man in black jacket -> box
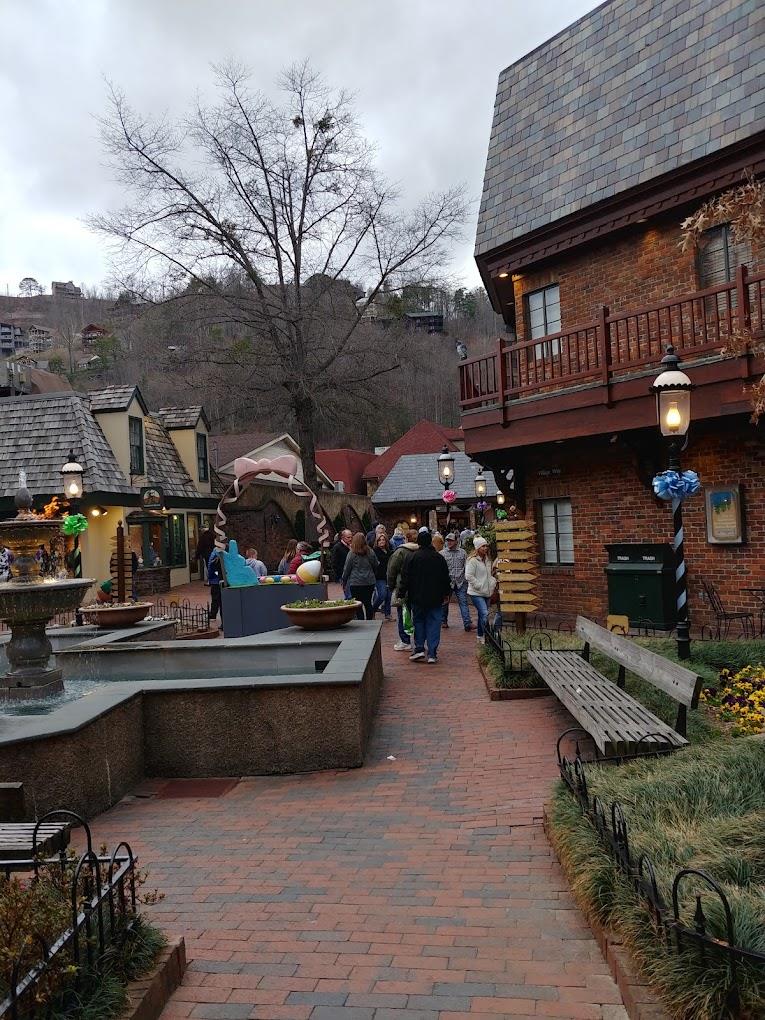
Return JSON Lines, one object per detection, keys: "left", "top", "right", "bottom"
{"left": 400, "top": 528, "right": 451, "bottom": 663}
{"left": 331, "top": 529, "right": 353, "bottom": 596}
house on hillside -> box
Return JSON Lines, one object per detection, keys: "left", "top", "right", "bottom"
{"left": 361, "top": 420, "right": 464, "bottom": 497}
{"left": 403, "top": 311, "right": 444, "bottom": 334}
{"left": 27, "top": 324, "right": 54, "bottom": 352}
{"left": 80, "top": 323, "right": 109, "bottom": 347}
{"left": 51, "top": 281, "right": 82, "bottom": 299}
{"left": 0, "top": 323, "right": 27, "bottom": 357}
{"left": 462, "top": 0, "right": 765, "bottom": 631}
{"left": 0, "top": 385, "right": 219, "bottom": 596}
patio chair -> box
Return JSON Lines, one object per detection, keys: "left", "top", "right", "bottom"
{"left": 700, "top": 580, "right": 754, "bottom": 639}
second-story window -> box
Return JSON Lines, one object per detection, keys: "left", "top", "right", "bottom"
{"left": 129, "top": 416, "right": 144, "bottom": 475}
{"left": 698, "top": 224, "right": 750, "bottom": 288}
{"left": 526, "top": 284, "right": 561, "bottom": 358}
{"left": 196, "top": 433, "right": 209, "bottom": 482}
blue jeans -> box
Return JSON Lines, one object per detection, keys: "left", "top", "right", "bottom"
{"left": 372, "top": 579, "right": 391, "bottom": 618}
{"left": 443, "top": 582, "right": 471, "bottom": 628}
{"left": 396, "top": 604, "right": 410, "bottom": 645}
{"left": 412, "top": 604, "right": 442, "bottom": 659}
{"left": 470, "top": 594, "right": 490, "bottom": 637}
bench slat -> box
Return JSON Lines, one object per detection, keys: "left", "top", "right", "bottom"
{"left": 528, "top": 649, "right": 687, "bottom": 756}
{"left": 576, "top": 616, "right": 702, "bottom": 707}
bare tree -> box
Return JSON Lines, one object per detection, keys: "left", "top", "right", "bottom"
{"left": 92, "top": 61, "right": 466, "bottom": 491}
{"left": 18, "top": 277, "right": 43, "bottom": 297}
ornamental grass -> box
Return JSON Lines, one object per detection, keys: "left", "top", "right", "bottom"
{"left": 549, "top": 739, "right": 765, "bottom": 1018}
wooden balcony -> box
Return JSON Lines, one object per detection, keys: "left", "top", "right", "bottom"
{"left": 460, "top": 265, "right": 765, "bottom": 449}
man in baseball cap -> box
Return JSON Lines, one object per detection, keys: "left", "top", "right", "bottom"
{"left": 441, "top": 532, "right": 471, "bottom": 631}
{"left": 399, "top": 528, "right": 451, "bottom": 663}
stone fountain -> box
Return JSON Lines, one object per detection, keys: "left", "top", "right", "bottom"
{"left": 0, "top": 476, "right": 93, "bottom": 700}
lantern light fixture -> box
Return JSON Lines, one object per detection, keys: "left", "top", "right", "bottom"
{"left": 650, "top": 345, "right": 693, "bottom": 438}
{"left": 496, "top": 492, "right": 505, "bottom": 506}
{"left": 437, "top": 445, "right": 456, "bottom": 489}
{"left": 61, "top": 449, "right": 84, "bottom": 501}
{"left": 474, "top": 469, "right": 487, "bottom": 499}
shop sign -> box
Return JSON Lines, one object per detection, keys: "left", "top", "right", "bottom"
{"left": 140, "top": 486, "right": 164, "bottom": 510}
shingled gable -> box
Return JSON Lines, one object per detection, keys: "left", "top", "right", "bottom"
{"left": 89, "top": 384, "right": 148, "bottom": 414}
{"left": 476, "top": 0, "right": 765, "bottom": 264}
{"left": 0, "top": 392, "right": 133, "bottom": 498}
{"left": 156, "top": 406, "right": 210, "bottom": 431}
{"left": 362, "top": 420, "right": 463, "bottom": 484}
{"left": 144, "top": 416, "right": 199, "bottom": 498}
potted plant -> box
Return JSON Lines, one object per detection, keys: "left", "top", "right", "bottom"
{"left": 281, "top": 598, "right": 361, "bottom": 630}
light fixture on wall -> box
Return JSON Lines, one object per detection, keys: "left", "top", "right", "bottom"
{"left": 61, "top": 450, "right": 84, "bottom": 501}
{"left": 496, "top": 492, "right": 506, "bottom": 506}
{"left": 90, "top": 506, "right": 108, "bottom": 518}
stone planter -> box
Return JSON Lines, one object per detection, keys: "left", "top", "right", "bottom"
{"left": 281, "top": 601, "right": 361, "bottom": 630}
{"left": 81, "top": 603, "right": 153, "bottom": 628}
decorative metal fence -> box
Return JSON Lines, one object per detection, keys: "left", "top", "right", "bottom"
{"left": 0, "top": 811, "right": 137, "bottom": 1020}
{"left": 150, "top": 598, "right": 210, "bottom": 634}
{"left": 558, "top": 749, "right": 765, "bottom": 1012}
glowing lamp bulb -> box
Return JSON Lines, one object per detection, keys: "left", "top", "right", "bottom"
{"left": 665, "top": 402, "right": 682, "bottom": 433}
{"left": 67, "top": 482, "right": 79, "bottom": 496}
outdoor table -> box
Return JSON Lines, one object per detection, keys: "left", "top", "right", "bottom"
{"left": 0, "top": 821, "right": 71, "bottom": 864}
{"left": 741, "top": 587, "right": 765, "bottom": 637}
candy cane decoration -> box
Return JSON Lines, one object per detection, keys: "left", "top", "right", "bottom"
{"left": 214, "top": 455, "right": 330, "bottom": 551}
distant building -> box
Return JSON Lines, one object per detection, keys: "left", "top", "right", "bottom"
{"left": 0, "top": 322, "right": 28, "bottom": 357}
{"left": 404, "top": 311, "right": 444, "bottom": 334}
{"left": 77, "top": 354, "right": 103, "bottom": 371}
{"left": 362, "top": 420, "right": 464, "bottom": 497}
{"left": 315, "top": 449, "right": 376, "bottom": 495}
{"left": 80, "top": 323, "right": 109, "bottom": 347}
{"left": 51, "top": 280, "right": 82, "bottom": 299}
{"left": 27, "top": 324, "right": 54, "bottom": 353}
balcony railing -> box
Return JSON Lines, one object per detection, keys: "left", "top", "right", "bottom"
{"left": 459, "top": 264, "right": 765, "bottom": 414}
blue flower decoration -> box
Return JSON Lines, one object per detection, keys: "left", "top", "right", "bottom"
{"left": 652, "top": 470, "right": 701, "bottom": 501}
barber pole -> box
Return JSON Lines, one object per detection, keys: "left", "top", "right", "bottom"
{"left": 671, "top": 495, "right": 690, "bottom": 660}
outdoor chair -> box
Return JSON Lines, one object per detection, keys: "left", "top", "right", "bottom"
{"left": 700, "top": 580, "right": 754, "bottom": 640}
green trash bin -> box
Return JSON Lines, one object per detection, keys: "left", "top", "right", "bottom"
{"left": 604, "top": 544, "right": 676, "bottom": 631}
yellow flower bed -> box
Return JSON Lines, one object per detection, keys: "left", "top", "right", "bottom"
{"left": 700, "top": 664, "right": 765, "bottom": 735}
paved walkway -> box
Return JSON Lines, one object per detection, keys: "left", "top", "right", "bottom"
{"left": 91, "top": 618, "right": 626, "bottom": 1019}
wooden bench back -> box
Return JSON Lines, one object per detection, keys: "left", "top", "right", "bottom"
{"left": 575, "top": 616, "right": 702, "bottom": 708}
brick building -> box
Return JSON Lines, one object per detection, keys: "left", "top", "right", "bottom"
{"left": 461, "top": 0, "right": 765, "bottom": 632}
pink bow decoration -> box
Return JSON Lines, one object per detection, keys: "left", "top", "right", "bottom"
{"left": 233, "top": 455, "right": 298, "bottom": 482}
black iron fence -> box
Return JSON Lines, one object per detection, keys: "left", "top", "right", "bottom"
{"left": 558, "top": 748, "right": 765, "bottom": 1012}
{"left": 150, "top": 598, "right": 210, "bottom": 635}
{"left": 0, "top": 811, "right": 137, "bottom": 1019}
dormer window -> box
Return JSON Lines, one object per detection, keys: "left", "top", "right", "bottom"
{"left": 129, "top": 416, "right": 145, "bottom": 475}
{"left": 196, "top": 433, "right": 209, "bottom": 482}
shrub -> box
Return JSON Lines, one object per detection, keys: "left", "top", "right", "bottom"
{"left": 701, "top": 663, "right": 765, "bottom": 735}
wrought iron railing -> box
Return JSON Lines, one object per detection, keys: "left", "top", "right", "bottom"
{"left": 558, "top": 747, "right": 765, "bottom": 1012}
{"left": 459, "top": 264, "right": 765, "bottom": 412}
{"left": 0, "top": 811, "right": 138, "bottom": 1019}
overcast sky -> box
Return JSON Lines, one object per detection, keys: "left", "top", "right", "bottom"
{"left": 0, "top": 0, "right": 599, "bottom": 297}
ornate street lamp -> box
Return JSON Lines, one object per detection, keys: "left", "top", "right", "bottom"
{"left": 61, "top": 450, "right": 84, "bottom": 582}
{"left": 437, "top": 446, "right": 455, "bottom": 489}
{"left": 474, "top": 470, "right": 487, "bottom": 498}
{"left": 651, "top": 346, "right": 693, "bottom": 660}
{"left": 496, "top": 492, "right": 506, "bottom": 506}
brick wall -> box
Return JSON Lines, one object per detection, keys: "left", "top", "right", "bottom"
{"left": 521, "top": 420, "right": 765, "bottom": 633}
{"left": 512, "top": 217, "right": 764, "bottom": 341}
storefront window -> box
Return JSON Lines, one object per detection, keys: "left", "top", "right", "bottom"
{"left": 166, "top": 514, "right": 187, "bottom": 567}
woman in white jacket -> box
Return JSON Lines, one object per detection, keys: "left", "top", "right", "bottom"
{"left": 465, "top": 536, "right": 495, "bottom": 643}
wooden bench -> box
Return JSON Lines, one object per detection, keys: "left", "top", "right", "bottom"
{"left": 527, "top": 616, "right": 702, "bottom": 758}
{"left": 0, "top": 822, "right": 71, "bottom": 863}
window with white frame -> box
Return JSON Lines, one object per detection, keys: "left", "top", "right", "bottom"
{"left": 539, "top": 498, "right": 574, "bottom": 565}
{"left": 526, "top": 284, "right": 561, "bottom": 358}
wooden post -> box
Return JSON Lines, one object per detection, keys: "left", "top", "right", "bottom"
{"left": 598, "top": 304, "right": 612, "bottom": 404}
{"left": 497, "top": 334, "right": 508, "bottom": 426}
{"left": 736, "top": 264, "right": 752, "bottom": 379}
{"left": 116, "top": 520, "right": 126, "bottom": 603}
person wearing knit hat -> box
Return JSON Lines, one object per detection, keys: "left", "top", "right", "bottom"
{"left": 465, "top": 535, "right": 495, "bottom": 643}
{"left": 399, "top": 527, "right": 451, "bottom": 663}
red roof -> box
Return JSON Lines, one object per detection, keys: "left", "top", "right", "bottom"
{"left": 362, "top": 420, "right": 463, "bottom": 483}
{"left": 315, "top": 449, "right": 375, "bottom": 494}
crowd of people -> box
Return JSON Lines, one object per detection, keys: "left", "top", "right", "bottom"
{"left": 329, "top": 522, "right": 499, "bottom": 664}
{"left": 200, "top": 520, "right": 500, "bottom": 652}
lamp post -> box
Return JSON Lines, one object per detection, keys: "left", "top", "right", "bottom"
{"left": 61, "top": 450, "right": 84, "bottom": 579}
{"left": 474, "top": 469, "right": 487, "bottom": 526}
{"left": 651, "top": 346, "right": 693, "bottom": 660}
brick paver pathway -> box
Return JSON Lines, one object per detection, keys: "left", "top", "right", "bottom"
{"left": 91, "top": 619, "right": 626, "bottom": 1019}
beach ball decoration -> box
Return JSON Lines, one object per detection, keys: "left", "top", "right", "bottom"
{"left": 296, "top": 559, "right": 322, "bottom": 583}
{"left": 442, "top": 489, "right": 456, "bottom": 505}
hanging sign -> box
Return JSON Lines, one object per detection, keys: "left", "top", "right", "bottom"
{"left": 140, "top": 486, "right": 164, "bottom": 510}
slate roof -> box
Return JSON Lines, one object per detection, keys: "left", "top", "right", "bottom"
{"left": 363, "top": 420, "right": 464, "bottom": 483}
{"left": 157, "top": 406, "right": 209, "bottom": 431}
{"left": 475, "top": 0, "right": 765, "bottom": 257}
{"left": 0, "top": 392, "right": 134, "bottom": 498}
{"left": 372, "top": 452, "right": 498, "bottom": 506}
{"left": 89, "top": 384, "right": 147, "bottom": 414}
{"left": 209, "top": 430, "right": 281, "bottom": 471}
{"left": 144, "top": 417, "right": 200, "bottom": 498}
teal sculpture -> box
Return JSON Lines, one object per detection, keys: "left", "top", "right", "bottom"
{"left": 220, "top": 539, "right": 259, "bottom": 587}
